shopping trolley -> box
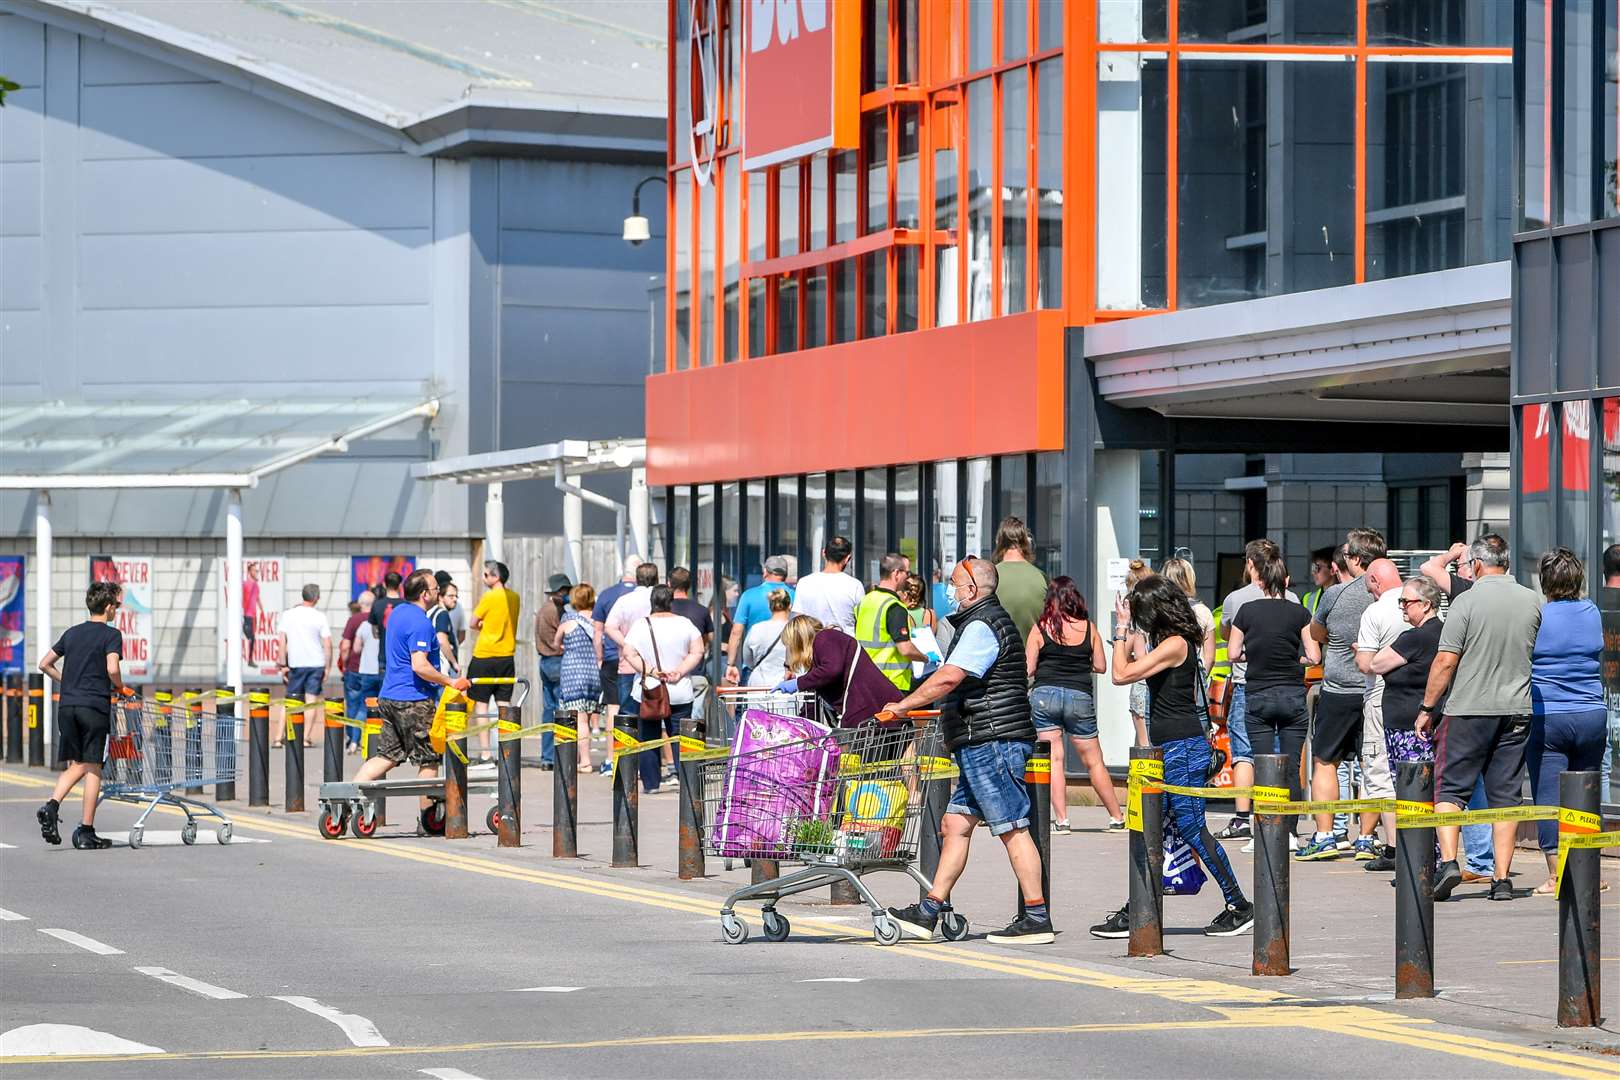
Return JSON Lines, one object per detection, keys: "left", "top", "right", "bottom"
{"left": 700, "top": 701, "right": 965, "bottom": 946}
{"left": 101, "top": 690, "right": 241, "bottom": 849}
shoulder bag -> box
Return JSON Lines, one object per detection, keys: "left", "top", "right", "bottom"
{"left": 1191, "top": 651, "right": 1223, "bottom": 782}
{"left": 639, "top": 617, "right": 672, "bottom": 722}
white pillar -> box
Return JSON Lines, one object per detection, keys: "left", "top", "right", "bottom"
{"left": 35, "top": 492, "right": 52, "bottom": 763}
{"left": 628, "top": 467, "right": 650, "bottom": 567}
{"left": 1093, "top": 450, "right": 1141, "bottom": 769}
{"left": 485, "top": 482, "right": 505, "bottom": 564}
{"left": 226, "top": 489, "right": 243, "bottom": 699}
{"left": 563, "top": 491, "right": 583, "bottom": 585}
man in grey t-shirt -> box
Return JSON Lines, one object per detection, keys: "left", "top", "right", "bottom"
{"left": 1416, "top": 533, "right": 1541, "bottom": 901}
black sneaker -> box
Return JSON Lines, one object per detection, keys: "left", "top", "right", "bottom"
{"left": 1488, "top": 878, "right": 1514, "bottom": 902}
{"left": 986, "top": 913, "right": 1054, "bottom": 945}
{"left": 71, "top": 826, "right": 112, "bottom": 850}
{"left": 1433, "top": 859, "right": 1462, "bottom": 901}
{"left": 1089, "top": 905, "right": 1130, "bottom": 939}
{"left": 1363, "top": 846, "right": 1397, "bottom": 873}
{"left": 1205, "top": 900, "right": 1255, "bottom": 937}
{"left": 886, "top": 903, "right": 939, "bottom": 941}
{"left": 37, "top": 800, "right": 61, "bottom": 846}
{"left": 1215, "top": 817, "right": 1252, "bottom": 840}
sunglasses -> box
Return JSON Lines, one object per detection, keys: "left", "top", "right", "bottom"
{"left": 1397, "top": 598, "right": 1428, "bottom": 608}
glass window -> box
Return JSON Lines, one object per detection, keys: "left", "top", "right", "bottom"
{"left": 748, "top": 169, "right": 768, "bottom": 262}
{"left": 963, "top": 457, "right": 992, "bottom": 556}
{"left": 1366, "top": 62, "right": 1466, "bottom": 281}
{"left": 897, "top": 106, "right": 920, "bottom": 229}
{"left": 1521, "top": 0, "right": 1549, "bottom": 230}
{"left": 1606, "top": 2, "right": 1620, "bottom": 221}
{"left": 969, "top": 0, "right": 993, "bottom": 71}
{"left": 1180, "top": 0, "right": 1353, "bottom": 42}
{"left": 832, "top": 471, "right": 857, "bottom": 544}
{"left": 742, "top": 480, "right": 767, "bottom": 587}
{"left": 720, "top": 482, "right": 741, "bottom": 608}
{"left": 1004, "top": 0, "right": 1029, "bottom": 61}
{"left": 776, "top": 274, "right": 799, "bottom": 353}
{"left": 805, "top": 267, "right": 828, "bottom": 349}
{"left": 1563, "top": 0, "right": 1596, "bottom": 226}
{"left": 1138, "top": 450, "right": 1162, "bottom": 567}
{"left": 1001, "top": 67, "right": 1029, "bottom": 315}
{"left": 861, "top": 250, "right": 887, "bottom": 338}
{"left": 1561, "top": 399, "right": 1593, "bottom": 555}
{"left": 777, "top": 476, "right": 802, "bottom": 573}
{"left": 1370, "top": 0, "right": 1512, "bottom": 47}
{"left": 935, "top": 459, "right": 962, "bottom": 567}
{"left": 966, "top": 78, "right": 994, "bottom": 321}
{"left": 1601, "top": 399, "right": 1620, "bottom": 559}
{"left": 1177, "top": 58, "right": 1354, "bottom": 309}
{"left": 779, "top": 165, "right": 800, "bottom": 258}
{"left": 672, "top": 487, "right": 692, "bottom": 580}
{"left": 1097, "top": 54, "right": 1168, "bottom": 309}
{"left": 898, "top": 0, "right": 919, "bottom": 83}
{"left": 861, "top": 467, "right": 888, "bottom": 582}
{"left": 696, "top": 485, "right": 716, "bottom": 604}
{"left": 1036, "top": 59, "right": 1063, "bottom": 309}
{"left": 722, "top": 162, "right": 739, "bottom": 362}
{"left": 864, "top": 0, "right": 889, "bottom": 92}
{"left": 999, "top": 454, "right": 1031, "bottom": 526}
{"left": 1034, "top": 452, "right": 1064, "bottom": 577}
{"left": 674, "top": 170, "right": 692, "bottom": 368}
{"left": 698, "top": 177, "right": 715, "bottom": 365}
{"left": 834, "top": 258, "right": 857, "bottom": 342}
{"left": 674, "top": 0, "right": 691, "bottom": 165}
{"left": 897, "top": 245, "right": 919, "bottom": 332}
{"left": 748, "top": 278, "right": 768, "bottom": 357}
{"left": 809, "top": 153, "right": 829, "bottom": 250}
{"left": 934, "top": 101, "right": 961, "bottom": 326}
{"left": 805, "top": 473, "right": 829, "bottom": 566}
{"left": 896, "top": 466, "right": 921, "bottom": 568}
{"left": 864, "top": 110, "right": 890, "bottom": 234}
{"left": 1038, "top": 0, "right": 1063, "bottom": 50}
{"left": 1518, "top": 403, "right": 1554, "bottom": 591}
{"left": 833, "top": 151, "right": 858, "bottom": 244}
{"left": 1098, "top": 0, "right": 1167, "bottom": 42}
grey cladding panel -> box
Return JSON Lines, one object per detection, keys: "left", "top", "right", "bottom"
{"left": 499, "top": 381, "right": 644, "bottom": 446}
{"left": 500, "top": 305, "right": 650, "bottom": 385}
{"left": 0, "top": 161, "right": 41, "bottom": 236}
{"left": 80, "top": 82, "right": 388, "bottom": 160}
{"left": 0, "top": 88, "right": 43, "bottom": 162}
{"left": 497, "top": 159, "right": 667, "bottom": 236}
{"left": 0, "top": 312, "right": 45, "bottom": 386}
{"left": 0, "top": 14, "right": 44, "bottom": 86}
{"left": 0, "top": 236, "right": 39, "bottom": 310}
{"left": 498, "top": 262, "right": 655, "bottom": 312}
{"left": 499, "top": 228, "right": 665, "bottom": 276}
{"left": 79, "top": 37, "right": 211, "bottom": 86}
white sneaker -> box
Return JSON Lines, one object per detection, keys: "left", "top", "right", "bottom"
{"left": 1240, "top": 839, "right": 1254, "bottom": 854}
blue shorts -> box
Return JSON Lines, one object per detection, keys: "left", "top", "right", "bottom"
{"left": 947, "top": 740, "right": 1035, "bottom": 836}
{"left": 1226, "top": 681, "right": 1252, "bottom": 765}
{"left": 287, "top": 667, "right": 325, "bottom": 698}
{"left": 1030, "top": 686, "right": 1098, "bottom": 739}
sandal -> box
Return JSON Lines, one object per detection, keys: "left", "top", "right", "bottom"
{"left": 271, "top": 740, "right": 284, "bottom": 749}
{"left": 1534, "top": 879, "right": 1557, "bottom": 896}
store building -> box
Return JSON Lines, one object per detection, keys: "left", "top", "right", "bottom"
{"left": 646, "top": 0, "right": 1516, "bottom": 762}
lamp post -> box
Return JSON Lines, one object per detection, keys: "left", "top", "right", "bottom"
{"left": 623, "top": 175, "right": 668, "bottom": 246}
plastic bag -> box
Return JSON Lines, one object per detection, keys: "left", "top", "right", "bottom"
{"left": 1162, "top": 816, "right": 1207, "bottom": 896}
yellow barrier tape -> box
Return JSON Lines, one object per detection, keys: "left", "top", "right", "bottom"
{"left": 1393, "top": 804, "right": 1561, "bottom": 829}
{"left": 1553, "top": 805, "right": 1619, "bottom": 895}
{"left": 543, "top": 722, "right": 580, "bottom": 744}
{"left": 1258, "top": 797, "right": 1398, "bottom": 815}
{"left": 1395, "top": 799, "right": 1434, "bottom": 816}
{"left": 918, "top": 755, "right": 960, "bottom": 780}
{"left": 1125, "top": 759, "right": 1163, "bottom": 832}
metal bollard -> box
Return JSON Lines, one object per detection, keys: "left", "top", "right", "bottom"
{"left": 1558, "top": 770, "right": 1603, "bottom": 1027}
{"left": 496, "top": 701, "right": 522, "bottom": 847}
{"left": 4, "top": 674, "right": 22, "bottom": 763}
{"left": 612, "top": 712, "right": 638, "bottom": 866}
{"left": 1127, "top": 746, "right": 1165, "bottom": 958}
{"left": 26, "top": 672, "right": 44, "bottom": 768}
{"left": 1017, "top": 751, "right": 1053, "bottom": 918}
{"left": 322, "top": 697, "right": 344, "bottom": 784}
{"left": 553, "top": 711, "right": 579, "bottom": 858}
{"left": 1394, "top": 759, "right": 1436, "bottom": 999}
{"left": 363, "top": 696, "right": 385, "bottom": 826}
{"left": 248, "top": 693, "right": 270, "bottom": 807}
{"left": 678, "top": 718, "right": 706, "bottom": 880}
{"left": 442, "top": 695, "right": 469, "bottom": 839}
{"left": 917, "top": 724, "right": 950, "bottom": 900}
{"left": 284, "top": 701, "right": 306, "bottom": 813}
{"left": 214, "top": 696, "right": 236, "bottom": 801}
{"left": 183, "top": 690, "right": 205, "bottom": 795}
{"left": 1252, "top": 753, "right": 1290, "bottom": 976}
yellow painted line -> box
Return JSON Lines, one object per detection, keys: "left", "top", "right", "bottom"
{"left": 1316, "top": 1018, "right": 1620, "bottom": 1080}
{"left": 0, "top": 771, "right": 56, "bottom": 790}
{"left": 1499, "top": 957, "right": 1620, "bottom": 966}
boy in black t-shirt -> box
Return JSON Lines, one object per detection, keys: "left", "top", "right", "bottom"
{"left": 36, "top": 580, "right": 126, "bottom": 849}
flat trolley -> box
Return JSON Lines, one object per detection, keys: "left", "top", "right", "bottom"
{"left": 699, "top": 709, "right": 966, "bottom": 945}
{"left": 101, "top": 691, "right": 241, "bottom": 849}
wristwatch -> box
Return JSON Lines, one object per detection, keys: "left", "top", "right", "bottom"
{"left": 1418, "top": 703, "right": 1435, "bottom": 714}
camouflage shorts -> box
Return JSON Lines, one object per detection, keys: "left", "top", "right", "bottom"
{"left": 374, "top": 698, "right": 439, "bottom": 767}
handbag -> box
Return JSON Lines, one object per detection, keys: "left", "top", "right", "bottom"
{"left": 639, "top": 617, "right": 672, "bottom": 722}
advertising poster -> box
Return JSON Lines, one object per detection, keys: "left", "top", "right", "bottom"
{"left": 0, "top": 557, "right": 23, "bottom": 675}
{"left": 219, "top": 556, "right": 286, "bottom": 682}
{"left": 89, "top": 555, "right": 154, "bottom": 683}
{"left": 350, "top": 555, "right": 415, "bottom": 602}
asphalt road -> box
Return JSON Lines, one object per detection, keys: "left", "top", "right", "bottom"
{"left": 3, "top": 763, "right": 1620, "bottom": 1079}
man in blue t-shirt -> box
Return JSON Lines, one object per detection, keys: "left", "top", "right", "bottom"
{"left": 725, "top": 555, "right": 794, "bottom": 677}
{"left": 355, "top": 569, "right": 470, "bottom": 803}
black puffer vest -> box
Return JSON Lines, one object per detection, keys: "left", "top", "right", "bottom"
{"left": 941, "top": 594, "right": 1035, "bottom": 751}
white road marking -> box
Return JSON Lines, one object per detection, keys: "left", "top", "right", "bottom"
{"left": 421, "top": 1069, "right": 486, "bottom": 1080}
{"left": 799, "top": 977, "right": 864, "bottom": 983}
{"left": 0, "top": 1024, "right": 163, "bottom": 1057}
{"left": 511, "top": 986, "right": 582, "bottom": 993}
{"left": 38, "top": 928, "right": 122, "bottom": 955}
{"left": 133, "top": 967, "right": 246, "bottom": 1000}
{"left": 0, "top": 841, "right": 16, "bottom": 849}
{"left": 0, "top": 907, "right": 28, "bottom": 921}
{"left": 98, "top": 830, "right": 269, "bottom": 846}
{"left": 272, "top": 996, "right": 388, "bottom": 1047}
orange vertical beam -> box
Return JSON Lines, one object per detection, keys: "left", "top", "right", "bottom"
{"left": 958, "top": 0, "right": 969, "bottom": 324}
{"left": 1026, "top": 1, "right": 1037, "bottom": 311}
{"left": 665, "top": 0, "right": 677, "bottom": 373}
{"left": 886, "top": 0, "right": 898, "bottom": 331}
{"left": 990, "top": 0, "right": 1002, "bottom": 318}
{"left": 1353, "top": 0, "right": 1367, "bottom": 284}
{"left": 1164, "top": 0, "right": 1179, "bottom": 311}
{"left": 1068, "top": 0, "right": 1093, "bottom": 324}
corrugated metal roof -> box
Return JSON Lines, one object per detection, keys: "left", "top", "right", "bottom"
{"left": 23, "top": 0, "right": 666, "bottom": 150}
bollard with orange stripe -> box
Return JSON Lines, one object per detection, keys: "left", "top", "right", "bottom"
{"left": 26, "top": 673, "right": 45, "bottom": 768}
{"left": 1016, "top": 751, "right": 1053, "bottom": 921}
{"left": 248, "top": 692, "right": 271, "bottom": 807}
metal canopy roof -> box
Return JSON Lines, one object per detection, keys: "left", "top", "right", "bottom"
{"left": 0, "top": 396, "right": 439, "bottom": 489}
{"left": 411, "top": 438, "right": 645, "bottom": 485}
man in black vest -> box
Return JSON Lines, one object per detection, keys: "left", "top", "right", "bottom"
{"left": 879, "top": 557, "right": 1051, "bottom": 945}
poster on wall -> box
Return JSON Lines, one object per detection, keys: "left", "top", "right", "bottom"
{"left": 0, "top": 557, "right": 23, "bottom": 675}
{"left": 350, "top": 555, "right": 415, "bottom": 602}
{"left": 218, "top": 556, "right": 286, "bottom": 682}
{"left": 89, "top": 555, "right": 154, "bottom": 684}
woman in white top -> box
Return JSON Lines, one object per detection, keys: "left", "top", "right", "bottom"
{"left": 739, "top": 588, "right": 793, "bottom": 688}
{"left": 620, "top": 585, "right": 705, "bottom": 796}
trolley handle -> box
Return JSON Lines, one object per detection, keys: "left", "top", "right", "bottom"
{"left": 467, "top": 676, "right": 530, "bottom": 711}
{"left": 873, "top": 708, "right": 939, "bottom": 725}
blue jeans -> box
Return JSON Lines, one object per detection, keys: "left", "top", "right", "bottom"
{"left": 1334, "top": 760, "right": 1362, "bottom": 837}
{"left": 617, "top": 673, "right": 638, "bottom": 717}
{"left": 948, "top": 740, "right": 1035, "bottom": 836}
{"left": 638, "top": 704, "right": 691, "bottom": 793}
{"left": 1461, "top": 777, "right": 1493, "bottom": 874}
{"left": 1527, "top": 709, "right": 1607, "bottom": 854}
{"left": 343, "top": 671, "right": 380, "bottom": 748}
{"left": 538, "top": 655, "right": 561, "bottom": 765}
{"left": 1227, "top": 683, "right": 1252, "bottom": 764}
{"left": 1162, "top": 735, "right": 1244, "bottom": 906}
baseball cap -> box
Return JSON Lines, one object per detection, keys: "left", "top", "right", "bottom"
{"left": 546, "top": 573, "right": 573, "bottom": 593}
{"left": 764, "top": 555, "right": 790, "bottom": 576}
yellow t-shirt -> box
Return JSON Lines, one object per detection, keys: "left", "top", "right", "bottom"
{"left": 472, "top": 586, "right": 520, "bottom": 659}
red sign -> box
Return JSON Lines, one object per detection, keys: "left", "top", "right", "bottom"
{"left": 742, "top": 0, "right": 858, "bottom": 170}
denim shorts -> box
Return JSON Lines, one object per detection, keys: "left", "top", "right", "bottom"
{"left": 947, "top": 739, "right": 1035, "bottom": 836}
{"left": 1030, "top": 685, "right": 1098, "bottom": 739}
{"left": 286, "top": 666, "right": 325, "bottom": 698}
{"left": 1226, "top": 682, "right": 1252, "bottom": 765}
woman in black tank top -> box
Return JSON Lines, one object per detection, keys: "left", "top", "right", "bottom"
{"left": 1092, "top": 576, "right": 1253, "bottom": 941}
{"left": 1025, "top": 577, "right": 1122, "bottom": 830}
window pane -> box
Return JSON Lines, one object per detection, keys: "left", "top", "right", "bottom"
{"left": 969, "top": 0, "right": 993, "bottom": 71}
{"left": 776, "top": 275, "right": 799, "bottom": 354}
{"left": 805, "top": 267, "right": 828, "bottom": 349}
{"left": 748, "top": 169, "right": 768, "bottom": 262}
{"left": 935, "top": 459, "right": 962, "bottom": 568}
{"left": 806, "top": 474, "right": 829, "bottom": 565}
{"left": 1034, "top": 452, "right": 1064, "bottom": 577}
{"left": 698, "top": 176, "right": 715, "bottom": 365}
{"left": 674, "top": 0, "right": 691, "bottom": 164}
{"left": 833, "top": 471, "right": 857, "bottom": 544}
{"left": 696, "top": 485, "right": 715, "bottom": 604}
{"left": 723, "top": 161, "right": 739, "bottom": 361}
{"left": 1424, "top": 483, "right": 1450, "bottom": 548}
{"left": 1004, "top": 0, "right": 1028, "bottom": 60}
{"left": 862, "top": 468, "right": 888, "bottom": 583}
{"left": 897, "top": 105, "right": 920, "bottom": 229}
{"left": 998, "top": 454, "right": 1029, "bottom": 522}
{"left": 896, "top": 465, "right": 920, "bottom": 567}
{"left": 748, "top": 278, "right": 767, "bottom": 357}
{"left": 1562, "top": 400, "right": 1593, "bottom": 554}
{"left": 674, "top": 170, "right": 692, "bottom": 368}
{"left": 833, "top": 150, "right": 859, "bottom": 244}
{"left": 1180, "top": 0, "right": 1353, "bottom": 42}
{"left": 898, "top": 0, "right": 919, "bottom": 83}
{"left": 1563, "top": 0, "right": 1596, "bottom": 225}
{"left": 864, "top": 110, "right": 890, "bottom": 234}
{"left": 1036, "top": 59, "right": 1064, "bottom": 308}
{"left": 1370, "top": 0, "right": 1512, "bottom": 47}
{"left": 897, "top": 244, "right": 919, "bottom": 332}
{"left": 834, "top": 258, "right": 857, "bottom": 342}
{"left": 777, "top": 476, "right": 802, "bottom": 572}
{"left": 966, "top": 78, "right": 994, "bottom": 321}
{"left": 1098, "top": 0, "right": 1167, "bottom": 42}
{"left": 673, "top": 488, "right": 693, "bottom": 579}
{"left": 1519, "top": 403, "right": 1554, "bottom": 591}
{"left": 1602, "top": 399, "right": 1620, "bottom": 559}
{"left": 809, "top": 154, "right": 828, "bottom": 250}
{"left": 779, "top": 165, "right": 800, "bottom": 257}
{"left": 1607, "top": 3, "right": 1620, "bottom": 220}
{"left": 935, "top": 101, "right": 960, "bottom": 325}
{"left": 1001, "top": 67, "right": 1029, "bottom": 314}
{"left": 864, "top": 0, "right": 889, "bottom": 91}
{"left": 1521, "top": 0, "right": 1549, "bottom": 229}
{"left": 963, "top": 457, "right": 992, "bottom": 556}
{"left": 1177, "top": 59, "right": 1354, "bottom": 309}
{"left": 861, "top": 250, "right": 887, "bottom": 338}
{"left": 720, "top": 482, "right": 741, "bottom": 604}
{"left": 1097, "top": 54, "right": 1168, "bottom": 309}
{"left": 1038, "top": 0, "right": 1063, "bottom": 50}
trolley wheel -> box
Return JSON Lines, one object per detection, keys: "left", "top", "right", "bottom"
{"left": 318, "top": 806, "right": 346, "bottom": 840}
{"left": 352, "top": 807, "right": 379, "bottom": 839}
{"left": 128, "top": 826, "right": 144, "bottom": 850}
{"left": 180, "top": 821, "right": 198, "bottom": 846}
{"left": 485, "top": 806, "right": 501, "bottom": 834}
{"left": 940, "top": 911, "right": 970, "bottom": 941}
{"left": 216, "top": 822, "right": 233, "bottom": 845}
{"left": 719, "top": 913, "right": 749, "bottom": 945}
{"left": 761, "top": 909, "right": 791, "bottom": 942}
{"left": 872, "top": 915, "right": 902, "bottom": 946}
{"left": 420, "top": 800, "right": 447, "bottom": 837}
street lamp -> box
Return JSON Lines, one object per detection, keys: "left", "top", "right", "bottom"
{"left": 623, "top": 174, "right": 668, "bottom": 246}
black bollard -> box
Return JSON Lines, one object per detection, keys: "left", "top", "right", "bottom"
{"left": 496, "top": 701, "right": 521, "bottom": 847}
{"left": 322, "top": 698, "right": 344, "bottom": 785}
{"left": 443, "top": 695, "right": 469, "bottom": 839}
{"left": 1128, "top": 746, "right": 1165, "bottom": 958}
{"left": 1394, "top": 759, "right": 1436, "bottom": 999}
{"left": 917, "top": 724, "right": 950, "bottom": 900}
{"left": 248, "top": 693, "right": 270, "bottom": 807}
{"left": 27, "top": 672, "right": 45, "bottom": 768}
{"left": 284, "top": 700, "right": 306, "bottom": 813}
{"left": 553, "top": 711, "right": 579, "bottom": 858}
{"left": 215, "top": 695, "right": 236, "bottom": 801}
{"left": 183, "top": 690, "right": 205, "bottom": 795}
{"left": 612, "top": 712, "right": 639, "bottom": 867}
{"left": 678, "top": 718, "right": 706, "bottom": 880}
{"left": 1252, "top": 753, "right": 1290, "bottom": 976}
{"left": 1017, "top": 751, "right": 1053, "bottom": 917}
{"left": 1558, "top": 770, "right": 1603, "bottom": 1027}
{"left": 4, "top": 674, "right": 22, "bottom": 763}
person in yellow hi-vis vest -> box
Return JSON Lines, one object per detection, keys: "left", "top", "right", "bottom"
{"left": 854, "top": 554, "right": 929, "bottom": 693}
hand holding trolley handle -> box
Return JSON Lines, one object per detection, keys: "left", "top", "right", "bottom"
{"left": 873, "top": 708, "right": 940, "bottom": 724}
